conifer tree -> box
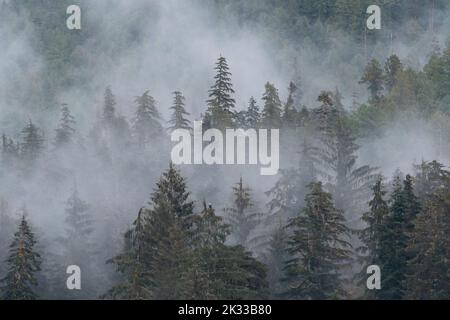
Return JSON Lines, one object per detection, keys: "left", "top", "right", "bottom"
{"left": 245, "top": 96, "right": 260, "bottom": 128}
{"left": 405, "top": 184, "right": 450, "bottom": 299}
{"left": 384, "top": 55, "right": 403, "bottom": 92}
{"left": 132, "top": 90, "right": 163, "bottom": 148}
{"left": 168, "top": 91, "right": 191, "bottom": 131}
{"left": 264, "top": 222, "right": 288, "bottom": 298}
{"left": 54, "top": 104, "right": 76, "bottom": 148}
{"left": 192, "top": 202, "right": 267, "bottom": 299}
{"left": 282, "top": 82, "right": 299, "bottom": 128}
{"left": 205, "top": 56, "right": 236, "bottom": 129}
{"left": 105, "top": 208, "right": 153, "bottom": 299}
{"left": 107, "top": 164, "right": 195, "bottom": 299}
{"left": 414, "top": 160, "right": 449, "bottom": 204}
{"left": 357, "top": 177, "right": 389, "bottom": 298}
{"left": 1, "top": 214, "right": 41, "bottom": 300}
{"left": 359, "top": 59, "right": 384, "bottom": 102}
{"left": 224, "top": 177, "right": 260, "bottom": 246}
{"left": 378, "top": 175, "right": 419, "bottom": 299}
{"left": 20, "top": 120, "right": 45, "bottom": 166}
{"left": 260, "top": 82, "right": 283, "bottom": 128}
{"left": 283, "top": 182, "right": 352, "bottom": 299}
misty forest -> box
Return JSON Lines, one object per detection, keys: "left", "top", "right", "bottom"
{"left": 0, "top": 0, "right": 449, "bottom": 300}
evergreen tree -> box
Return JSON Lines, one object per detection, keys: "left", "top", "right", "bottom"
{"left": 378, "top": 175, "right": 419, "bottom": 299}
{"left": 264, "top": 222, "right": 289, "bottom": 298}
{"left": 20, "top": 120, "right": 45, "bottom": 166}
{"left": 192, "top": 202, "right": 268, "bottom": 299}
{"left": 283, "top": 182, "right": 352, "bottom": 299}
{"left": 205, "top": 56, "right": 236, "bottom": 129}
{"left": 282, "top": 82, "right": 299, "bottom": 128}
{"left": 357, "top": 177, "right": 389, "bottom": 298}
{"left": 1, "top": 213, "right": 41, "bottom": 300}
{"left": 405, "top": 184, "right": 450, "bottom": 299}
{"left": 384, "top": 55, "right": 403, "bottom": 92}
{"left": 414, "top": 160, "right": 450, "bottom": 204}
{"left": 168, "top": 91, "right": 191, "bottom": 131}
{"left": 359, "top": 59, "right": 384, "bottom": 102}
{"left": 105, "top": 208, "right": 153, "bottom": 299}
{"left": 132, "top": 90, "right": 163, "bottom": 148}
{"left": 245, "top": 96, "right": 260, "bottom": 128}
{"left": 260, "top": 82, "right": 282, "bottom": 128}
{"left": 54, "top": 104, "right": 76, "bottom": 148}
{"left": 224, "top": 177, "right": 260, "bottom": 246}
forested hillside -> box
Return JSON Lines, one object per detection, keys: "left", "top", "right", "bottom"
{"left": 0, "top": 0, "right": 449, "bottom": 300}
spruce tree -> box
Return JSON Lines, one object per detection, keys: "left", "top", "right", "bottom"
{"left": 359, "top": 59, "right": 384, "bottom": 102}
{"left": 245, "top": 96, "right": 260, "bottom": 128}
{"left": 1, "top": 214, "right": 41, "bottom": 300}
{"left": 224, "top": 177, "right": 260, "bottom": 246}
{"left": 260, "top": 82, "right": 283, "bottom": 128}
{"left": 357, "top": 177, "right": 389, "bottom": 298}
{"left": 405, "top": 185, "right": 450, "bottom": 299}
{"left": 384, "top": 55, "right": 403, "bottom": 92}
{"left": 283, "top": 182, "right": 352, "bottom": 299}
{"left": 132, "top": 90, "right": 163, "bottom": 148}
{"left": 264, "top": 222, "right": 289, "bottom": 298}
{"left": 168, "top": 91, "right": 191, "bottom": 131}
{"left": 282, "top": 82, "right": 299, "bottom": 128}
{"left": 20, "top": 120, "right": 45, "bottom": 166}
{"left": 54, "top": 103, "right": 76, "bottom": 148}
{"left": 105, "top": 208, "right": 153, "bottom": 299}
{"left": 205, "top": 56, "right": 236, "bottom": 129}
{"left": 192, "top": 202, "right": 267, "bottom": 299}
{"left": 378, "top": 175, "right": 418, "bottom": 299}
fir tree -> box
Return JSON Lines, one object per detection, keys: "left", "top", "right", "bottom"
{"left": 378, "top": 175, "right": 419, "bottom": 299}
{"left": 168, "top": 91, "right": 191, "bottom": 131}
{"left": 105, "top": 208, "right": 153, "bottom": 299}
{"left": 245, "top": 96, "right": 260, "bottom": 128}
{"left": 1, "top": 214, "right": 41, "bottom": 300}
{"left": 405, "top": 185, "right": 450, "bottom": 299}
{"left": 283, "top": 182, "right": 352, "bottom": 299}
{"left": 264, "top": 222, "right": 289, "bottom": 298}
{"left": 54, "top": 104, "right": 76, "bottom": 148}
{"left": 260, "top": 82, "right": 283, "bottom": 128}
{"left": 132, "top": 90, "right": 163, "bottom": 148}
{"left": 359, "top": 59, "right": 384, "bottom": 102}
{"left": 192, "top": 202, "right": 268, "bottom": 299}
{"left": 20, "top": 120, "right": 45, "bottom": 166}
{"left": 357, "top": 177, "right": 389, "bottom": 298}
{"left": 224, "top": 177, "right": 260, "bottom": 246}
{"left": 205, "top": 56, "right": 236, "bottom": 129}
{"left": 384, "top": 55, "right": 403, "bottom": 92}
{"left": 282, "top": 82, "right": 299, "bottom": 128}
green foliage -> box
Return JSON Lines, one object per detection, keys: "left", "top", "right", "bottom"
{"left": 205, "top": 56, "right": 236, "bottom": 129}
{"left": 260, "top": 82, "right": 283, "bottom": 128}
{"left": 282, "top": 182, "right": 352, "bottom": 299}
{"left": 1, "top": 213, "right": 41, "bottom": 300}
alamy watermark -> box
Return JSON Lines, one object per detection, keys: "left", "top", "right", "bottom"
{"left": 170, "top": 121, "right": 279, "bottom": 176}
